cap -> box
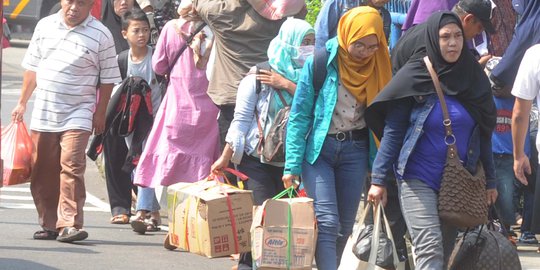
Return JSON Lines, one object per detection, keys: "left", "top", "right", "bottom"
{"left": 458, "top": 0, "right": 495, "bottom": 34}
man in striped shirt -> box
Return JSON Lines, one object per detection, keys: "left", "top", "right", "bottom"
{"left": 11, "top": 0, "right": 121, "bottom": 243}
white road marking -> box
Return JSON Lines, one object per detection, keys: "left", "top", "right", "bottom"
{"left": 0, "top": 185, "right": 110, "bottom": 212}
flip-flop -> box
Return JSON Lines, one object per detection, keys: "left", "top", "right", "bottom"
{"left": 131, "top": 219, "right": 147, "bottom": 234}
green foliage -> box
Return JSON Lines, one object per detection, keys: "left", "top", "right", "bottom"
{"left": 305, "top": 0, "right": 322, "bottom": 26}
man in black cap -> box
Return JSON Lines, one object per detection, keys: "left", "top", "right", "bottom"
{"left": 453, "top": 0, "right": 496, "bottom": 38}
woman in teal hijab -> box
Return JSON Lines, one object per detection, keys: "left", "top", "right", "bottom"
{"left": 211, "top": 17, "right": 314, "bottom": 270}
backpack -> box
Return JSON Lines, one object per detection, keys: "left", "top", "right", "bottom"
{"left": 252, "top": 50, "right": 329, "bottom": 163}
{"left": 255, "top": 62, "right": 289, "bottom": 163}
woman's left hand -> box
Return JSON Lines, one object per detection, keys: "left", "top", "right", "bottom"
{"left": 257, "top": 69, "right": 291, "bottom": 91}
{"left": 486, "top": 188, "right": 498, "bottom": 205}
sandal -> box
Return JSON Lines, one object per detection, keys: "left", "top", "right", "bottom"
{"left": 146, "top": 218, "right": 161, "bottom": 232}
{"left": 33, "top": 230, "right": 59, "bottom": 240}
{"left": 131, "top": 218, "right": 147, "bottom": 234}
{"left": 110, "top": 214, "right": 129, "bottom": 224}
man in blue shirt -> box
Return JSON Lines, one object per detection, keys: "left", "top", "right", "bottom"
{"left": 315, "top": 0, "right": 391, "bottom": 48}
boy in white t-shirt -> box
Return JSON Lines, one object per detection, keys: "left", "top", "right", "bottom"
{"left": 511, "top": 43, "right": 540, "bottom": 250}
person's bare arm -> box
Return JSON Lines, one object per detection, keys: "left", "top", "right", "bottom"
{"left": 93, "top": 83, "right": 114, "bottom": 135}
{"left": 512, "top": 97, "right": 533, "bottom": 185}
{"left": 11, "top": 70, "right": 37, "bottom": 122}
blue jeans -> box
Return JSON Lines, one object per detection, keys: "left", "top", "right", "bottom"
{"left": 136, "top": 187, "right": 160, "bottom": 212}
{"left": 494, "top": 154, "right": 518, "bottom": 227}
{"left": 398, "top": 179, "right": 457, "bottom": 270}
{"left": 302, "top": 137, "right": 368, "bottom": 270}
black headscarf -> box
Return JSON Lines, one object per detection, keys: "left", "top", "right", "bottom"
{"left": 101, "top": 0, "right": 132, "bottom": 54}
{"left": 390, "top": 22, "right": 426, "bottom": 75}
{"left": 366, "top": 12, "right": 496, "bottom": 140}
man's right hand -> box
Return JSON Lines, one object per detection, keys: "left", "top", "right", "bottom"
{"left": 11, "top": 103, "right": 26, "bottom": 122}
{"left": 514, "top": 155, "right": 531, "bottom": 186}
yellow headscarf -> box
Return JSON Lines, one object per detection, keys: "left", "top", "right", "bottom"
{"left": 337, "top": 6, "right": 392, "bottom": 105}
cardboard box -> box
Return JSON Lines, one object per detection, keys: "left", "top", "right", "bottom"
{"left": 167, "top": 180, "right": 254, "bottom": 258}
{"left": 252, "top": 197, "right": 317, "bottom": 270}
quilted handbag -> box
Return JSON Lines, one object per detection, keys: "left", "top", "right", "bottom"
{"left": 424, "top": 57, "right": 488, "bottom": 228}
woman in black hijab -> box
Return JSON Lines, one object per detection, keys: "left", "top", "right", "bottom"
{"left": 101, "top": 0, "right": 137, "bottom": 54}
{"left": 365, "top": 12, "right": 497, "bottom": 269}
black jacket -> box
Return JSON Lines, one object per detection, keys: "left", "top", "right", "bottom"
{"left": 87, "top": 76, "right": 154, "bottom": 172}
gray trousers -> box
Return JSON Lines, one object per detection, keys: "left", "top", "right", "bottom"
{"left": 398, "top": 179, "right": 458, "bottom": 270}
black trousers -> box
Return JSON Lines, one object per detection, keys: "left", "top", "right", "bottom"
{"left": 218, "top": 104, "right": 238, "bottom": 187}
{"left": 103, "top": 133, "right": 135, "bottom": 216}
{"left": 217, "top": 104, "right": 235, "bottom": 148}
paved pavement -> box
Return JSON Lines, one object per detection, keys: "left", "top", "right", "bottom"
{"left": 0, "top": 160, "right": 238, "bottom": 270}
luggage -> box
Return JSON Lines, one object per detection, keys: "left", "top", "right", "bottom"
{"left": 448, "top": 208, "right": 521, "bottom": 270}
{"left": 165, "top": 171, "right": 253, "bottom": 258}
{"left": 340, "top": 202, "right": 405, "bottom": 270}
{"left": 251, "top": 187, "right": 317, "bottom": 270}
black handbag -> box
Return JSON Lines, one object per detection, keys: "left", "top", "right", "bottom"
{"left": 352, "top": 203, "right": 400, "bottom": 269}
{"left": 424, "top": 56, "right": 488, "bottom": 229}
{"left": 447, "top": 207, "right": 521, "bottom": 270}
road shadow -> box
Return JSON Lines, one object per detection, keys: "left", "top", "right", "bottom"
{"left": 0, "top": 246, "right": 98, "bottom": 254}
{"left": 0, "top": 258, "right": 60, "bottom": 270}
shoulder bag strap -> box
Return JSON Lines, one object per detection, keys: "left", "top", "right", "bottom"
{"left": 118, "top": 50, "right": 129, "bottom": 80}
{"left": 423, "top": 56, "right": 459, "bottom": 159}
{"left": 168, "top": 21, "right": 207, "bottom": 75}
{"left": 275, "top": 89, "right": 288, "bottom": 107}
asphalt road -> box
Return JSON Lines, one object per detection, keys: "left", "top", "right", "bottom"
{"left": 0, "top": 42, "right": 236, "bottom": 270}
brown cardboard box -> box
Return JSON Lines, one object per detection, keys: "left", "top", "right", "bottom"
{"left": 252, "top": 197, "right": 317, "bottom": 270}
{"left": 167, "top": 180, "right": 254, "bottom": 258}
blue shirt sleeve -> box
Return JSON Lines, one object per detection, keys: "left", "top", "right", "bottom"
{"left": 314, "top": 0, "right": 341, "bottom": 49}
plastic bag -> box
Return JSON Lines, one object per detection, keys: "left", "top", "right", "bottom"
{"left": 2, "top": 121, "right": 33, "bottom": 186}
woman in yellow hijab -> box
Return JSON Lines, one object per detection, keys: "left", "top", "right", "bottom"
{"left": 283, "top": 6, "right": 391, "bottom": 270}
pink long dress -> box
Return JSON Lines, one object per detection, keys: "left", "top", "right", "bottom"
{"left": 134, "top": 20, "right": 220, "bottom": 187}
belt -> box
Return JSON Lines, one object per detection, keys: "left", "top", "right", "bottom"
{"left": 327, "top": 129, "right": 368, "bottom": 141}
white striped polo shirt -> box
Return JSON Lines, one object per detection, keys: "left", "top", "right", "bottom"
{"left": 21, "top": 11, "right": 121, "bottom": 132}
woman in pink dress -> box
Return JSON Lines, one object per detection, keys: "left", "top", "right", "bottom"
{"left": 133, "top": 4, "right": 219, "bottom": 187}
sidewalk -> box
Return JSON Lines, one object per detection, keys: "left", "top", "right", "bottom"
{"left": 519, "top": 243, "right": 540, "bottom": 270}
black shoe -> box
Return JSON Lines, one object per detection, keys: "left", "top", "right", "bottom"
{"left": 33, "top": 230, "right": 59, "bottom": 240}
{"left": 57, "top": 227, "right": 88, "bottom": 243}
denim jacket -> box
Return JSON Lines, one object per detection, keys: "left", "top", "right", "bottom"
{"left": 284, "top": 39, "right": 342, "bottom": 176}
{"left": 225, "top": 72, "right": 290, "bottom": 165}
{"left": 314, "top": 0, "right": 391, "bottom": 49}
{"left": 370, "top": 94, "right": 497, "bottom": 190}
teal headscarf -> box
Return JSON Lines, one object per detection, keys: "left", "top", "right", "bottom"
{"left": 267, "top": 18, "right": 315, "bottom": 83}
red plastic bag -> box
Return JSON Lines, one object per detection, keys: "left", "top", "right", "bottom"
{"left": 2, "top": 121, "right": 33, "bottom": 186}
